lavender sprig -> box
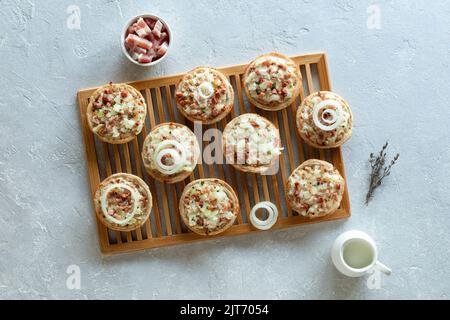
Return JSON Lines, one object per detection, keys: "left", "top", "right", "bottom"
{"left": 366, "top": 142, "right": 399, "bottom": 205}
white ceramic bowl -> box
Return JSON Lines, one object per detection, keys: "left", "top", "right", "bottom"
{"left": 121, "top": 14, "right": 172, "bottom": 67}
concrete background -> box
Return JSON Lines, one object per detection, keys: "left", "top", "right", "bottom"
{"left": 0, "top": 0, "right": 449, "bottom": 299}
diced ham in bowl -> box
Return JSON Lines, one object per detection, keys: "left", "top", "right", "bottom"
{"left": 121, "top": 15, "right": 171, "bottom": 66}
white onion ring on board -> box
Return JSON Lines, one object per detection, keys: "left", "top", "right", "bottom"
{"left": 100, "top": 183, "right": 139, "bottom": 226}
{"left": 153, "top": 139, "right": 187, "bottom": 175}
{"left": 250, "top": 201, "right": 278, "bottom": 230}
{"left": 312, "top": 99, "right": 343, "bottom": 131}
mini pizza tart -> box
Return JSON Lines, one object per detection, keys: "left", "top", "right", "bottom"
{"left": 243, "top": 52, "right": 302, "bottom": 111}
{"left": 175, "top": 67, "right": 234, "bottom": 124}
{"left": 286, "top": 159, "right": 345, "bottom": 218}
{"left": 296, "top": 91, "right": 353, "bottom": 148}
{"left": 94, "top": 173, "right": 152, "bottom": 232}
{"left": 179, "top": 179, "right": 240, "bottom": 236}
{"left": 141, "top": 122, "right": 200, "bottom": 184}
{"left": 222, "top": 113, "right": 283, "bottom": 174}
{"left": 87, "top": 83, "right": 147, "bottom": 144}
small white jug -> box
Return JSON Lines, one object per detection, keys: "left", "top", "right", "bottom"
{"left": 331, "top": 230, "right": 391, "bottom": 277}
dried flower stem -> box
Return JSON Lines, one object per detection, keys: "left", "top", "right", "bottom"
{"left": 366, "top": 141, "right": 399, "bottom": 205}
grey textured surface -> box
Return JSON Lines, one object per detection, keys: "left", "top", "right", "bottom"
{"left": 0, "top": 0, "right": 449, "bottom": 300}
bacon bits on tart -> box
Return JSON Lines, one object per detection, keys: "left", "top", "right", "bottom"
{"left": 243, "top": 52, "right": 302, "bottom": 111}
{"left": 286, "top": 159, "right": 345, "bottom": 219}
{"left": 94, "top": 173, "right": 152, "bottom": 232}
{"left": 141, "top": 122, "right": 200, "bottom": 184}
{"left": 222, "top": 113, "right": 283, "bottom": 174}
{"left": 174, "top": 67, "right": 234, "bottom": 124}
{"left": 179, "top": 179, "right": 240, "bottom": 236}
{"left": 87, "top": 83, "right": 147, "bottom": 144}
{"left": 296, "top": 91, "right": 353, "bottom": 148}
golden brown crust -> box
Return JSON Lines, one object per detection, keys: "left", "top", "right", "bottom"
{"left": 285, "top": 159, "right": 345, "bottom": 219}
{"left": 298, "top": 159, "right": 335, "bottom": 170}
{"left": 141, "top": 122, "right": 200, "bottom": 184}
{"left": 86, "top": 83, "right": 147, "bottom": 144}
{"left": 222, "top": 113, "right": 281, "bottom": 174}
{"left": 179, "top": 179, "right": 240, "bottom": 236}
{"left": 243, "top": 52, "right": 302, "bottom": 111}
{"left": 175, "top": 67, "right": 234, "bottom": 125}
{"left": 94, "top": 173, "right": 152, "bottom": 232}
{"left": 296, "top": 91, "right": 353, "bottom": 149}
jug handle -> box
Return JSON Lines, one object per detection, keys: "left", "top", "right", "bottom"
{"left": 375, "top": 261, "right": 392, "bottom": 275}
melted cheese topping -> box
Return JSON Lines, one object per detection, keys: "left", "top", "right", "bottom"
{"left": 97, "top": 176, "right": 150, "bottom": 227}
{"left": 224, "top": 114, "right": 281, "bottom": 167}
{"left": 90, "top": 84, "right": 146, "bottom": 140}
{"left": 287, "top": 162, "right": 344, "bottom": 217}
{"left": 181, "top": 181, "right": 236, "bottom": 232}
{"left": 298, "top": 91, "right": 352, "bottom": 147}
{"left": 175, "top": 68, "right": 233, "bottom": 122}
{"left": 245, "top": 55, "right": 299, "bottom": 105}
{"left": 143, "top": 124, "right": 198, "bottom": 176}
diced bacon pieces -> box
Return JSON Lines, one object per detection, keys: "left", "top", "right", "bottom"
{"left": 136, "top": 18, "right": 151, "bottom": 31}
{"left": 124, "top": 16, "right": 170, "bottom": 64}
{"left": 138, "top": 55, "right": 153, "bottom": 64}
{"left": 135, "top": 18, "right": 151, "bottom": 37}
{"left": 156, "top": 42, "right": 168, "bottom": 57}
{"left": 125, "top": 34, "right": 153, "bottom": 50}
{"left": 145, "top": 32, "right": 156, "bottom": 42}
{"left": 147, "top": 48, "right": 156, "bottom": 60}
{"left": 152, "top": 20, "right": 163, "bottom": 38}
{"left": 159, "top": 32, "right": 167, "bottom": 42}
{"left": 134, "top": 46, "right": 147, "bottom": 55}
{"left": 135, "top": 28, "right": 146, "bottom": 37}
{"left": 144, "top": 18, "right": 156, "bottom": 29}
{"left": 153, "top": 32, "right": 167, "bottom": 47}
{"left": 125, "top": 34, "right": 137, "bottom": 45}
{"left": 128, "top": 25, "right": 137, "bottom": 34}
{"left": 139, "top": 36, "right": 153, "bottom": 50}
{"left": 131, "top": 52, "right": 140, "bottom": 61}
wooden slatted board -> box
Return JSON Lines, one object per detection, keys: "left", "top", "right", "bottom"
{"left": 77, "top": 52, "right": 351, "bottom": 255}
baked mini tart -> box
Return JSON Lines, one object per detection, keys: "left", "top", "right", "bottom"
{"left": 87, "top": 83, "right": 147, "bottom": 144}
{"left": 94, "top": 173, "right": 152, "bottom": 232}
{"left": 222, "top": 113, "right": 282, "bottom": 174}
{"left": 286, "top": 159, "right": 345, "bottom": 218}
{"left": 243, "top": 52, "right": 302, "bottom": 111}
{"left": 175, "top": 67, "right": 234, "bottom": 124}
{"left": 141, "top": 122, "right": 200, "bottom": 184}
{"left": 179, "top": 179, "right": 240, "bottom": 236}
{"left": 296, "top": 91, "right": 353, "bottom": 148}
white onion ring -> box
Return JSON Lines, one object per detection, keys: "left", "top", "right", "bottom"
{"left": 100, "top": 183, "right": 139, "bottom": 226}
{"left": 156, "top": 148, "right": 181, "bottom": 171}
{"left": 154, "top": 139, "right": 185, "bottom": 154}
{"left": 197, "top": 82, "right": 214, "bottom": 99}
{"left": 153, "top": 139, "right": 187, "bottom": 175}
{"left": 312, "top": 99, "right": 343, "bottom": 131}
{"left": 250, "top": 201, "right": 278, "bottom": 230}
{"left": 321, "top": 109, "right": 338, "bottom": 124}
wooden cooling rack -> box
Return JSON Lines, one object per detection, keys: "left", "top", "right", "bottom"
{"left": 77, "top": 52, "right": 351, "bottom": 255}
